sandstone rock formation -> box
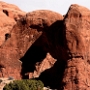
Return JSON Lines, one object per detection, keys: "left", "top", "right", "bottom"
{"left": 0, "top": 1, "right": 90, "bottom": 90}
{"left": 0, "top": 1, "right": 25, "bottom": 20}
{"left": 32, "top": 53, "right": 57, "bottom": 78}
{"left": 0, "top": 2, "right": 63, "bottom": 81}
{"left": 12, "top": 10, "right": 63, "bottom": 80}
{"left": 62, "top": 4, "right": 90, "bottom": 90}
{"left": 0, "top": 1, "right": 25, "bottom": 79}
{"left": 0, "top": 1, "right": 25, "bottom": 46}
{"left": 16, "top": 10, "right": 67, "bottom": 89}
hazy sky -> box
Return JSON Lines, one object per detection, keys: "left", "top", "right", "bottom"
{"left": 2, "top": 0, "right": 90, "bottom": 14}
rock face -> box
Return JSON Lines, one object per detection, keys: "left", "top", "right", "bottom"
{"left": 12, "top": 10, "right": 63, "bottom": 80}
{"left": 0, "top": 1, "right": 25, "bottom": 46}
{"left": 0, "top": 1, "right": 25, "bottom": 20}
{"left": 0, "top": 1, "right": 90, "bottom": 90}
{"left": 62, "top": 4, "right": 90, "bottom": 90}
{"left": 13, "top": 10, "right": 63, "bottom": 58}
{"left": 0, "top": 1, "right": 25, "bottom": 79}
{"left": 17, "top": 10, "right": 67, "bottom": 89}
{"left": 32, "top": 53, "right": 57, "bottom": 78}
{"left": 0, "top": 5, "right": 63, "bottom": 81}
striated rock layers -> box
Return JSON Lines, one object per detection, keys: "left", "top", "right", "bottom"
{"left": 0, "top": 1, "right": 90, "bottom": 90}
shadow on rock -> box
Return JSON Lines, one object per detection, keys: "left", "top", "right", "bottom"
{"left": 20, "top": 20, "right": 68, "bottom": 89}
{"left": 38, "top": 60, "right": 67, "bottom": 89}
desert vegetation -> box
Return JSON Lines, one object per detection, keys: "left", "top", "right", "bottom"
{"left": 3, "top": 79, "right": 44, "bottom": 90}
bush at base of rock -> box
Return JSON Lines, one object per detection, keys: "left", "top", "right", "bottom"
{"left": 3, "top": 79, "right": 44, "bottom": 90}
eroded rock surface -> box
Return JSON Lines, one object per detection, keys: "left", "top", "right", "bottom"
{"left": 13, "top": 10, "right": 63, "bottom": 80}
{"left": 0, "top": 2, "right": 90, "bottom": 90}
{"left": 31, "top": 53, "right": 57, "bottom": 78}
{"left": 0, "top": 7, "right": 63, "bottom": 81}
{"left": 0, "top": 1, "right": 25, "bottom": 46}
{"left": 62, "top": 4, "right": 90, "bottom": 90}
{"left": 0, "top": 1, "right": 25, "bottom": 79}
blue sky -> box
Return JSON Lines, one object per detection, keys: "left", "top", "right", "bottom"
{"left": 2, "top": 0, "right": 90, "bottom": 14}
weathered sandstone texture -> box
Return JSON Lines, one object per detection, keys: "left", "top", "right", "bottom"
{"left": 0, "top": 1, "right": 90, "bottom": 90}
{"left": 0, "top": 1, "right": 25, "bottom": 79}
{"left": 0, "top": 1, "right": 25, "bottom": 46}
{"left": 0, "top": 1, "right": 63, "bottom": 82}
{"left": 62, "top": 4, "right": 90, "bottom": 90}
{"left": 12, "top": 10, "right": 63, "bottom": 80}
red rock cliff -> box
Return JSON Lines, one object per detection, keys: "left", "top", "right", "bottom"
{"left": 0, "top": 1, "right": 25, "bottom": 79}
{"left": 62, "top": 4, "right": 90, "bottom": 90}
{"left": 0, "top": 1, "right": 90, "bottom": 90}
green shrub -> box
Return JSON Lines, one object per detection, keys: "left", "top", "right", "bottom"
{"left": 3, "top": 79, "right": 44, "bottom": 90}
